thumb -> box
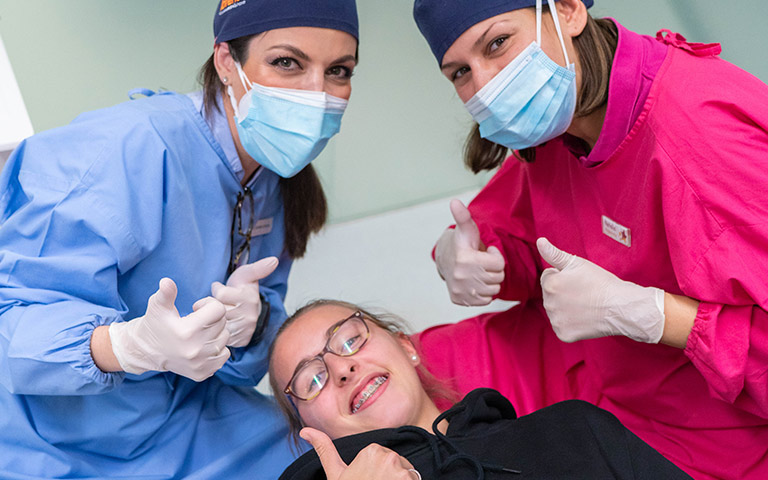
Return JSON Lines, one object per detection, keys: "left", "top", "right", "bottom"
{"left": 536, "top": 237, "right": 575, "bottom": 271}
{"left": 192, "top": 296, "right": 217, "bottom": 312}
{"left": 226, "top": 257, "right": 279, "bottom": 287}
{"left": 486, "top": 245, "right": 505, "bottom": 261}
{"left": 300, "top": 427, "right": 347, "bottom": 480}
{"left": 186, "top": 297, "right": 227, "bottom": 328}
{"left": 449, "top": 199, "right": 480, "bottom": 250}
{"left": 148, "top": 278, "right": 178, "bottom": 312}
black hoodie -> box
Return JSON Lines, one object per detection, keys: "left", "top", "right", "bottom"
{"left": 280, "top": 388, "right": 691, "bottom": 479}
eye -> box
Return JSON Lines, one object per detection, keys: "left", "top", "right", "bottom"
{"left": 341, "top": 334, "right": 362, "bottom": 353}
{"left": 307, "top": 370, "right": 327, "bottom": 396}
{"left": 489, "top": 36, "right": 508, "bottom": 53}
{"left": 452, "top": 66, "right": 470, "bottom": 82}
{"left": 270, "top": 57, "right": 300, "bottom": 71}
{"left": 326, "top": 65, "right": 354, "bottom": 79}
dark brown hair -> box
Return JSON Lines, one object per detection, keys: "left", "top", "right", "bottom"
{"left": 464, "top": 13, "right": 618, "bottom": 171}
{"left": 198, "top": 35, "right": 327, "bottom": 259}
{"left": 267, "top": 299, "right": 459, "bottom": 450}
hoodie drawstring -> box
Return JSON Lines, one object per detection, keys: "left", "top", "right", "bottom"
{"left": 398, "top": 406, "right": 521, "bottom": 479}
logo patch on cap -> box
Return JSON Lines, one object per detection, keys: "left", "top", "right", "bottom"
{"left": 220, "top": 0, "right": 246, "bottom": 14}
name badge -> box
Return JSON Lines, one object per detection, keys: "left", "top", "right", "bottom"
{"left": 252, "top": 217, "right": 273, "bottom": 237}
{"left": 601, "top": 215, "right": 631, "bottom": 247}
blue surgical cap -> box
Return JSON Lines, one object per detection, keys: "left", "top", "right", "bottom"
{"left": 413, "top": 0, "right": 593, "bottom": 65}
{"left": 214, "top": 0, "right": 359, "bottom": 44}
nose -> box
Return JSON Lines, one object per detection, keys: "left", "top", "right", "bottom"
{"left": 302, "top": 68, "right": 326, "bottom": 92}
{"left": 471, "top": 65, "right": 497, "bottom": 96}
{"left": 324, "top": 354, "right": 358, "bottom": 386}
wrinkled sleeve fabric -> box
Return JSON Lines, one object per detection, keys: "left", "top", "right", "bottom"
{"left": 656, "top": 52, "right": 768, "bottom": 419}
{"left": 681, "top": 225, "right": 768, "bottom": 419}
{"left": 0, "top": 118, "right": 165, "bottom": 396}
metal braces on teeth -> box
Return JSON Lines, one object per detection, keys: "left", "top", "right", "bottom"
{"left": 353, "top": 376, "right": 386, "bottom": 413}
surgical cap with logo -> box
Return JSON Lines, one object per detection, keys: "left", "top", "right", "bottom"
{"left": 214, "top": 0, "right": 359, "bottom": 44}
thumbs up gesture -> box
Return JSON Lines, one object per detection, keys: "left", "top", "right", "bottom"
{"left": 536, "top": 238, "right": 665, "bottom": 344}
{"left": 210, "top": 256, "right": 278, "bottom": 347}
{"left": 434, "top": 199, "right": 505, "bottom": 306}
{"left": 300, "top": 428, "right": 420, "bottom": 480}
{"left": 109, "top": 278, "right": 230, "bottom": 381}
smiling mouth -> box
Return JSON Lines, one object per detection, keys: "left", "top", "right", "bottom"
{"left": 351, "top": 375, "right": 388, "bottom": 414}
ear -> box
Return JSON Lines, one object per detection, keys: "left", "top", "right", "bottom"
{"left": 213, "top": 42, "right": 237, "bottom": 85}
{"left": 397, "top": 333, "right": 420, "bottom": 366}
{"left": 556, "top": 0, "right": 589, "bottom": 37}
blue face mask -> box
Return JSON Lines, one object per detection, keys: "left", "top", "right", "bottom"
{"left": 464, "top": 0, "right": 576, "bottom": 151}
{"left": 227, "top": 62, "right": 348, "bottom": 178}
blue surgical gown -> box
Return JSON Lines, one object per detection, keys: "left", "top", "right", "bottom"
{"left": 0, "top": 91, "right": 306, "bottom": 479}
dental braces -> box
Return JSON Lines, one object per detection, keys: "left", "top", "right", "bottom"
{"left": 352, "top": 376, "right": 387, "bottom": 413}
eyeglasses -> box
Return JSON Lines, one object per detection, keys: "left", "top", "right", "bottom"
{"left": 284, "top": 311, "right": 371, "bottom": 401}
{"left": 228, "top": 187, "right": 254, "bottom": 276}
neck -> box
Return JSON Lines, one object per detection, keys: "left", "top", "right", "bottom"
{"left": 566, "top": 104, "right": 607, "bottom": 150}
{"left": 221, "top": 90, "right": 261, "bottom": 186}
{"left": 418, "top": 397, "right": 449, "bottom": 434}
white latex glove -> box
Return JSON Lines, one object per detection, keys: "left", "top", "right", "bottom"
{"left": 109, "top": 278, "right": 230, "bottom": 382}
{"left": 210, "top": 256, "right": 278, "bottom": 348}
{"left": 434, "top": 199, "right": 505, "bottom": 306}
{"left": 300, "top": 427, "right": 419, "bottom": 480}
{"left": 536, "top": 237, "right": 665, "bottom": 344}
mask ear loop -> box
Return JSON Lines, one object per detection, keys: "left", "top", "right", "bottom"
{"left": 536, "top": 0, "right": 542, "bottom": 46}
{"left": 537, "top": 0, "right": 572, "bottom": 66}
{"left": 227, "top": 61, "right": 252, "bottom": 120}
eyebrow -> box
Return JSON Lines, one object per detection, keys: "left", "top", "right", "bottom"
{"left": 288, "top": 319, "right": 346, "bottom": 377}
{"left": 441, "top": 21, "right": 502, "bottom": 73}
{"left": 268, "top": 44, "right": 310, "bottom": 61}
{"left": 267, "top": 45, "right": 358, "bottom": 66}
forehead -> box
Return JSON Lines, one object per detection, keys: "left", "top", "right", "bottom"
{"left": 442, "top": 10, "right": 533, "bottom": 61}
{"left": 249, "top": 26, "right": 357, "bottom": 54}
{"left": 272, "top": 305, "right": 357, "bottom": 381}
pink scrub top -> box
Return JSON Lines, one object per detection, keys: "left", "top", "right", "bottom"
{"left": 417, "top": 20, "right": 768, "bottom": 480}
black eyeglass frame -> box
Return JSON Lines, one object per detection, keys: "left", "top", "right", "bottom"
{"left": 283, "top": 311, "right": 371, "bottom": 401}
{"left": 228, "top": 187, "right": 254, "bottom": 276}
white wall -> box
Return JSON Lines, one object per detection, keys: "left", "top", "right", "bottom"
{"left": 284, "top": 189, "right": 518, "bottom": 333}
{"left": 0, "top": 33, "right": 33, "bottom": 166}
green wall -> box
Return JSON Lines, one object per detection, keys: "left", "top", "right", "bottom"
{"left": 1, "top": 0, "right": 765, "bottom": 222}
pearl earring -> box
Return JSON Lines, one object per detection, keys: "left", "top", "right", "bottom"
{"left": 222, "top": 76, "right": 229, "bottom": 84}
{"left": 411, "top": 355, "right": 418, "bottom": 362}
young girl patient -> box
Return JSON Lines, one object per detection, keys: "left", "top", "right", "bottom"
{"left": 269, "top": 300, "right": 691, "bottom": 479}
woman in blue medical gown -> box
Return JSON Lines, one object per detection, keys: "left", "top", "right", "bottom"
{"left": 0, "top": 1, "right": 359, "bottom": 478}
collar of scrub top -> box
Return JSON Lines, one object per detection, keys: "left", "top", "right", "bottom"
{"left": 188, "top": 89, "right": 268, "bottom": 185}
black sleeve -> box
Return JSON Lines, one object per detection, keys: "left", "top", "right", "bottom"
{"left": 246, "top": 293, "right": 270, "bottom": 347}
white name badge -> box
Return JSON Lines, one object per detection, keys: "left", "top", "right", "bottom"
{"left": 601, "top": 215, "right": 631, "bottom": 247}
{"left": 252, "top": 217, "right": 273, "bottom": 237}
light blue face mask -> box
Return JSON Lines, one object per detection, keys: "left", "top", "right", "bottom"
{"left": 464, "top": 0, "right": 577, "bottom": 151}
{"left": 227, "top": 62, "right": 348, "bottom": 178}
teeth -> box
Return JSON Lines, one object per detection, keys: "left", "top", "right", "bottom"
{"left": 352, "top": 376, "right": 387, "bottom": 413}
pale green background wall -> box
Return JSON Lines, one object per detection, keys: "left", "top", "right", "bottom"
{"left": 1, "top": 0, "right": 766, "bottom": 222}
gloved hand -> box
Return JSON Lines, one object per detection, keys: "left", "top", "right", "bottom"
{"left": 536, "top": 237, "right": 665, "bottom": 344}
{"left": 301, "top": 427, "right": 419, "bottom": 480}
{"left": 210, "top": 256, "right": 278, "bottom": 348}
{"left": 109, "top": 278, "right": 230, "bottom": 381}
{"left": 434, "top": 199, "right": 505, "bottom": 306}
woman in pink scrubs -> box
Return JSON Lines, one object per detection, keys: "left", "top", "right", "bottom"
{"left": 411, "top": 0, "right": 768, "bottom": 478}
